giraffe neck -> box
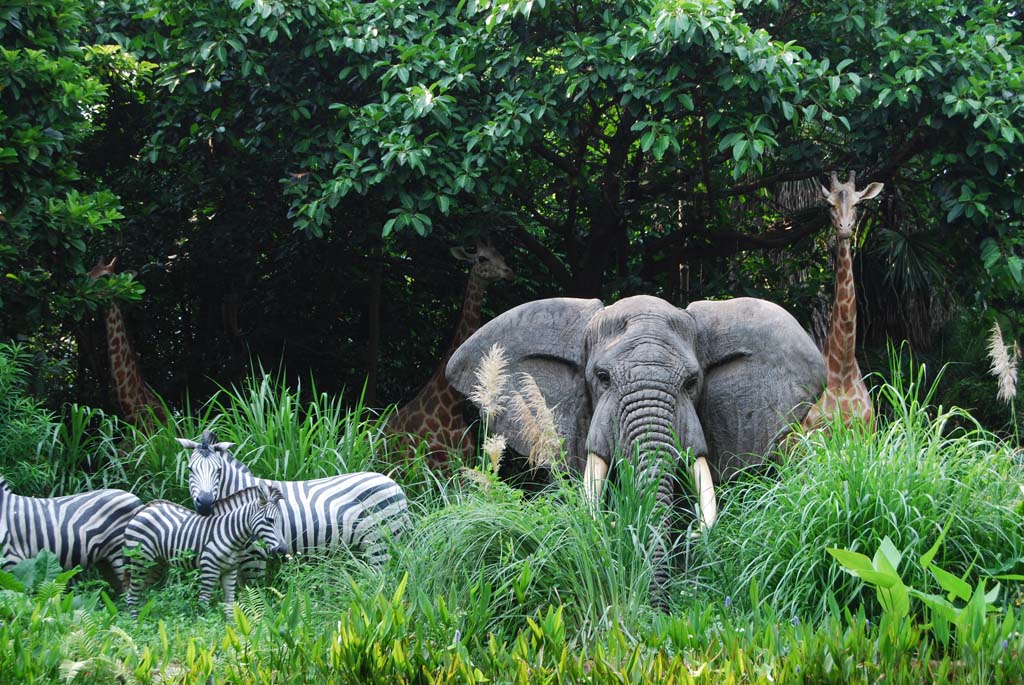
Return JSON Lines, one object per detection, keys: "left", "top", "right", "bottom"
{"left": 446, "top": 272, "right": 486, "bottom": 360}
{"left": 823, "top": 238, "right": 860, "bottom": 379}
{"left": 104, "top": 303, "right": 159, "bottom": 424}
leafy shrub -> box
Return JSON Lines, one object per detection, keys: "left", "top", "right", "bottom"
{"left": 0, "top": 342, "right": 64, "bottom": 493}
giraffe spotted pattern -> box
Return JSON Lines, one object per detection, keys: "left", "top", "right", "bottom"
{"left": 802, "top": 172, "right": 883, "bottom": 432}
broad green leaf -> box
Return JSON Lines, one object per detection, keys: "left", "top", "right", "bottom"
{"left": 930, "top": 565, "right": 972, "bottom": 602}
{"left": 858, "top": 568, "right": 900, "bottom": 588}
{"left": 877, "top": 581, "right": 909, "bottom": 619}
{"left": 875, "top": 537, "right": 903, "bottom": 574}
{"left": 827, "top": 548, "right": 874, "bottom": 574}
{"left": 732, "top": 139, "right": 748, "bottom": 161}
{"left": 980, "top": 238, "right": 1000, "bottom": 269}
{"left": 1007, "top": 256, "right": 1023, "bottom": 285}
{"left": 0, "top": 569, "right": 26, "bottom": 593}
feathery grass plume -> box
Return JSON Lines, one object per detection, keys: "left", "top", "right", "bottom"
{"left": 483, "top": 433, "right": 507, "bottom": 473}
{"left": 987, "top": 321, "right": 1019, "bottom": 403}
{"left": 468, "top": 344, "right": 510, "bottom": 422}
{"left": 511, "top": 373, "right": 562, "bottom": 468}
{"left": 460, "top": 467, "right": 492, "bottom": 490}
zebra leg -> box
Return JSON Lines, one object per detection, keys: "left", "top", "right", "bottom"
{"left": 1, "top": 553, "right": 24, "bottom": 572}
{"left": 221, "top": 567, "right": 239, "bottom": 615}
{"left": 356, "top": 521, "right": 396, "bottom": 567}
{"left": 197, "top": 554, "right": 220, "bottom": 608}
{"left": 124, "top": 558, "right": 158, "bottom": 618}
{"left": 111, "top": 553, "right": 126, "bottom": 588}
{"left": 237, "top": 547, "right": 268, "bottom": 587}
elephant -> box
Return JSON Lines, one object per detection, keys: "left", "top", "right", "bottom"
{"left": 446, "top": 294, "right": 825, "bottom": 605}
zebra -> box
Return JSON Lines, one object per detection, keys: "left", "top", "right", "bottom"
{"left": 177, "top": 430, "right": 410, "bottom": 569}
{"left": 0, "top": 474, "right": 142, "bottom": 587}
{"left": 122, "top": 484, "right": 286, "bottom": 616}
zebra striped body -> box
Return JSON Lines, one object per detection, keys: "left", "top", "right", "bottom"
{"left": 178, "top": 432, "right": 410, "bottom": 566}
{"left": 0, "top": 475, "right": 142, "bottom": 586}
{"left": 123, "top": 485, "right": 286, "bottom": 615}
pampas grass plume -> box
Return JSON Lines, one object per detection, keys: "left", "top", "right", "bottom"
{"left": 460, "top": 467, "right": 492, "bottom": 490}
{"left": 469, "top": 344, "right": 509, "bottom": 421}
{"left": 512, "top": 373, "right": 561, "bottom": 468}
{"left": 987, "top": 321, "right": 1019, "bottom": 404}
{"left": 483, "top": 434, "right": 507, "bottom": 473}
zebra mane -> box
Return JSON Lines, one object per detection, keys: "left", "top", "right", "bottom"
{"left": 190, "top": 445, "right": 253, "bottom": 477}
{"left": 0, "top": 474, "right": 9, "bottom": 496}
{"left": 219, "top": 449, "right": 255, "bottom": 477}
{"left": 199, "top": 430, "right": 254, "bottom": 477}
{"left": 210, "top": 485, "right": 281, "bottom": 516}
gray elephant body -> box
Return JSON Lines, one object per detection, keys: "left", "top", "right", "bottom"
{"left": 448, "top": 295, "right": 824, "bottom": 478}
{"left": 446, "top": 294, "right": 825, "bottom": 605}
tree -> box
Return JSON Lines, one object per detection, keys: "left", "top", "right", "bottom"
{"left": 0, "top": 0, "right": 144, "bottom": 344}
{"left": 50, "top": 0, "right": 1022, "bottom": 416}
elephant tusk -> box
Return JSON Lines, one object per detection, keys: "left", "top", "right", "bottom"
{"left": 583, "top": 453, "right": 609, "bottom": 510}
{"left": 693, "top": 456, "right": 718, "bottom": 530}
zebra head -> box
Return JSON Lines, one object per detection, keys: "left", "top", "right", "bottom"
{"left": 254, "top": 485, "right": 288, "bottom": 556}
{"left": 176, "top": 429, "right": 235, "bottom": 515}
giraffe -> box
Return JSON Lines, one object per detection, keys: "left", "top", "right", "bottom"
{"left": 87, "top": 257, "right": 167, "bottom": 427}
{"left": 801, "top": 171, "right": 883, "bottom": 431}
{"left": 385, "top": 243, "right": 514, "bottom": 471}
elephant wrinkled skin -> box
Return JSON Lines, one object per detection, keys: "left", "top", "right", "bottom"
{"left": 446, "top": 295, "right": 825, "bottom": 606}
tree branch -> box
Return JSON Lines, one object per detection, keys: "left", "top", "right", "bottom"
{"left": 507, "top": 220, "right": 575, "bottom": 291}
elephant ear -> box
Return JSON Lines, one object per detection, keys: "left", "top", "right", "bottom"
{"left": 447, "top": 297, "right": 603, "bottom": 467}
{"left": 687, "top": 297, "right": 826, "bottom": 480}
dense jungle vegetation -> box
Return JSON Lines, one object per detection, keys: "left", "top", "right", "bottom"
{"left": 2, "top": 0, "right": 1024, "bottom": 683}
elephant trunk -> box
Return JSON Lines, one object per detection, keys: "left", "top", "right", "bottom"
{"left": 618, "top": 384, "right": 685, "bottom": 610}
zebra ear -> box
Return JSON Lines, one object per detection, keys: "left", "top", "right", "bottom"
{"left": 212, "top": 442, "right": 235, "bottom": 453}
{"left": 175, "top": 438, "right": 199, "bottom": 450}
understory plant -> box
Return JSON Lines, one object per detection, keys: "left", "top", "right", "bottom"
{"left": 829, "top": 532, "right": 1021, "bottom": 678}
{"left": 397, "top": 459, "right": 665, "bottom": 643}
{"left": 707, "top": 360, "right": 1024, "bottom": 621}
{"left": 0, "top": 342, "right": 63, "bottom": 493}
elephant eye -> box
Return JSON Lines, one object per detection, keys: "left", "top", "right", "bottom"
{"left": 684, "top": 375, "right": 699, "bottom": 394}
{"left": 595, "top": 368, "right": 611, "bottom": 387}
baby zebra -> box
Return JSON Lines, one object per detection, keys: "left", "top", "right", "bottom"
{"left": 179, "top": 430, "right": 410, "bottom": 568}
{"left": 123, "top": 484, "right": 286, "bottom": 616}
{"left": 0, "top": 474, "right": 142, "bottom": 587}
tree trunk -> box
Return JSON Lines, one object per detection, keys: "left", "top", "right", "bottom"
{"left": 364, "top": 244, "right": 383, "bottom": 406}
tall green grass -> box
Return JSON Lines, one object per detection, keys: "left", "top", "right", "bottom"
{"left": 707, "top": 361, "right": 1024, "bottom": 621}
{"left": 3, "top": 344, "right": 1024, "bottom": 682}
{"left": 0, "top": 342, "right": 64, "bottom": 494}
{"left": 200, "top": 371, "right": 389, "bottom": 477}
{"left": 399, "top": 461, "right": 667, "bottom": 641}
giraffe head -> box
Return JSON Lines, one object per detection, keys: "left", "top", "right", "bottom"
{"left": 451, "top": 243, "right": 514, "bottom": 284}
{"left": 821, "top": 171, "right": 884, "bottom": 241}
{"left": 87, "top": 256, "right": 118, "bottom": 280}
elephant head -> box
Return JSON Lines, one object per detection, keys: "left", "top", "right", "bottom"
{"left": 447, "top": 295, "right": 825, "bottom": 603}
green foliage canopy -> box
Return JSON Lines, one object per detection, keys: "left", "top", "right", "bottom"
{"left": 0, "top": 0, "right": 1021, "bottom": 410}
{"left": 0, "top": 0, "right": 147, "bottom": 337}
